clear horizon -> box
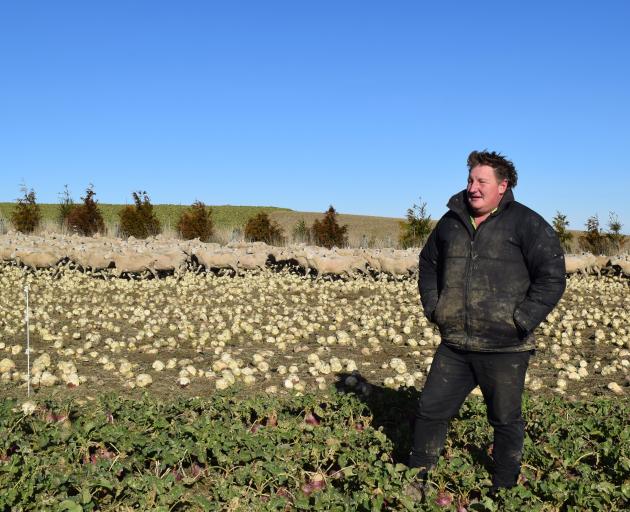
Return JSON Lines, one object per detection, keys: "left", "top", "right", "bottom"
{"left": 1, "top": 1, "right": 628, "bottom": 232}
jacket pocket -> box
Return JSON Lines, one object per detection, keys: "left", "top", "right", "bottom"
{"left": 433, "top": 289, "right": 465, "bottom": 334}
{"left": 433, "top": 294, "right": 445, "bottom": 325}
{"left": 513, "top": 309, "right": 529, "bottom": 339}
{"left": 470, "top": 296, "right": 520, "bottom": 341}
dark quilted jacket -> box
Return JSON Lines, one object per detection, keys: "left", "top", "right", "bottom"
{"left": 419, "top": 189, "right": 566, "bottom": 352}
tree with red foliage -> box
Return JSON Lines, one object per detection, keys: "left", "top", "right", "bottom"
{"left": 311, "top": 206, "right": 348, "bottom": 249}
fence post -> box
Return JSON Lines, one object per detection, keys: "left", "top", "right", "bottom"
{"left": 24, "top": 283, "right": 31, "bottom": 397}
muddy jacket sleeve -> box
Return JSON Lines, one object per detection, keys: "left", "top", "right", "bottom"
{"left": 418, "top": 224, "right": 441, "bottom": 322}
{"left": 513, "top": 222, "right": 566, "bottom": 335}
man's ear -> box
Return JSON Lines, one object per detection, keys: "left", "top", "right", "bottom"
{"left": 498, "top": 179, "right": 508, "bottom": 194}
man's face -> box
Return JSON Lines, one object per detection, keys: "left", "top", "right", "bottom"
{"left": 466, "top": 165, "right": 508, "bottom": 216}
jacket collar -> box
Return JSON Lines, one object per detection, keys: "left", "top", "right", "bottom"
{"left": 447, "top": 188, "right": 515, "bottom": 218}
{"left": 447, "top": 188, "right": 515, "bottom": 230}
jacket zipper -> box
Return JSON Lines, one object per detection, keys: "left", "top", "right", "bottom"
{"left": 463, "top": 215, "right": 492, "bottom": 348}
{"left": 464, "top": 237, "right": 474, "bottom": 348}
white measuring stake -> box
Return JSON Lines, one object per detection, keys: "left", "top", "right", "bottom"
{"left": 25, "top": 284, "right": 31, "bottom": 397}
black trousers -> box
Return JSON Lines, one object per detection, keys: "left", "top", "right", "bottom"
{"left": 409, "top": 343, "right": 531, "bottom": 488}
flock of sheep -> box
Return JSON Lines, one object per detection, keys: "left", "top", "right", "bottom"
{"left": 0, "top": 232, "right": 628, "bottom": 280}
{"left": 0, "top": 232, "right": 419, "bottom": 280}
{"left": 565, "top": 253, "right": 630, "bottom": 278}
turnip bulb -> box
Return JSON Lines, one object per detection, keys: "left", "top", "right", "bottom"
{"left": 191, "top": 463, "right": 203, "bottom": 478}
{"left": 304, "top": 412, "right": 320, "bottom": 426}
{"left": 301, "top": 473, "right": 326, "bottom": 495}
{"left": 436, "top": 491, "right": 452, "bottom": 507}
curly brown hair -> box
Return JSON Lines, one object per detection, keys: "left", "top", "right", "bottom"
{"left": 467, "top": 150, "right": 518, "bottom": 188}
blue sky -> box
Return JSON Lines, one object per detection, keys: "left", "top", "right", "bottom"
{"left": 1, "top": 1, "right": 628, "bottom": 231}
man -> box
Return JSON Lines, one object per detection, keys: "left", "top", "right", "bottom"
{"left": 408, "top": 150, "right": 566, "bottom": 497}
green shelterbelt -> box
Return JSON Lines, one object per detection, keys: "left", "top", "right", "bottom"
{"left": 0, "top": 390, "right": 627, "bottom": 511}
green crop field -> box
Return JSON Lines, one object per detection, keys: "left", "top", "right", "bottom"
{"left": 0, "top": 391, "right": 627, "bottom": 511}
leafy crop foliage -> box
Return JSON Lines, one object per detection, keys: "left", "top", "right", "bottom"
{"left": 10, "top": 186, "right": 41, "bottom": 234}
{"left": 312, "top": 206, "right": 348, "bottom": 249}
{"left": 552, "top": 211, "right": 573, "bottom": 253}
{"left": 399, "top": 200, "right": 432, "bottom": 249}
{"left": 65, "top": 185, "right": 105, "bottom": 236}
{"left": 0, "top": 391, "right": 626, "bottom": 510}
{"left": 118, "top": 191, "right": 161, "bottom": 239}
{"left": 177, "top": 201, "right": 214, "bottom": 241}
{"left": 244, "top": 212, "right": 285, "bottom": 245}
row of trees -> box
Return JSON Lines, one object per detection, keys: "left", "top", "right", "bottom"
{"left": 11, "top": 185, "right": 168, "bottom": 239}
{"left": 241, "top": 206, "right": 350, "bottom": 248}
{"left": 8, "top": 185, "right": 624, "bottom": 253}
{"left": 553, "top": 211, "right": 625, "bottom": 255}
{"left": 7, "top": 186, "right": 352, "bottom": 248}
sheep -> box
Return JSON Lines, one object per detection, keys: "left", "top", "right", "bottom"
{"left": 564, "top": 255, "right": 591, "bottom": 276}
{"left": 12, "top": 248, "right": 68, "bottom": 276}
{"left": 377, "top": 254, "right": 418, "bottom": 279}
{"left": 235, "top": 249, "right": 270, "bottom": 274}
{"left": 0, "top": 244, "right": 15, "bottom": 262}
{"left": 193, "top": 248, "right": 239, "bottom": 275}
{"left": 151, "top": 249, "right": 190, "bottom": 277}
{"left": 362, "top": 252, "right": 382, "bottom": 274}
{"left": 68, "top": 247, "right": 115, "bottom": 276}
{"left": 110, "top": 252, "right": 159, "bottom": 279}
{"left": 591, "top": 255, "right": 612, "bottom": 277}
{"left": 305, "top": 254, "right": 368, "bottom": 281}
{"left": 610, "top": 257, "right": 630, "bottom": 277}
{"left": 266, "top": 247, "right": 312, "bottom": 275}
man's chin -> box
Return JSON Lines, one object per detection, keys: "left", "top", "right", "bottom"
{"left": 468, "top": 203, "right": 483, "bottom": 214}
